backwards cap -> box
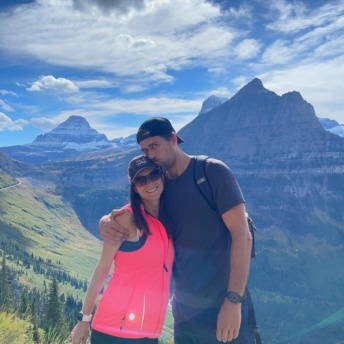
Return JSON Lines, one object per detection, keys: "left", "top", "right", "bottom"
{"left": 136, "top": 117, "right": 184, "bottom": 144}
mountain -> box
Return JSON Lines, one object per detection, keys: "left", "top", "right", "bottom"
{"left": 33, "top": 115, "right": 109, "bottom": 146}
{"left": 319, "top": 117, "right": 340, "bottom": 129}
{"left": 0, "top": 116, "right": 137, "bottom": 164}
{"left": 1, "top": 78, "right": 344, "bottom": 343}
{"left": 110, "top": 133, "right": 137, "bottom": 147}
{"left": 319, "top": 117, "right": 344, "bottom": 137}
{"left": 179, "top": 78, "right": 344, "bottom": 163}
{"left": 0, "top": 151, "right": 34, "bottom": 176}
{"left": 198, "top": 95, "right": 228, "bottom": 115}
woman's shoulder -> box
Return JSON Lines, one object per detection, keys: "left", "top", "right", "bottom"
{"left": 115, "top": 208, "right": 135, "bottom": 228}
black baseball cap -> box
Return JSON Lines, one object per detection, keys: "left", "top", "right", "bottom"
{"left": 136, "top": 117, "right": 184, "bottom": 144}
{"left": 128, "top": 155, "right": 161, "bottom": 181}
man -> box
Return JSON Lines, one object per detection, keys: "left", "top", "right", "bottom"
{"left": 100, "top": 117, "right": 254, "bottom": 343}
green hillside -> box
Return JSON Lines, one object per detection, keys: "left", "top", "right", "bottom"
{"left": 0, "top": 170, "right": 19, "bottom": 189}
{"left": 0, "top": 181, "right": 101, "bottom": 293}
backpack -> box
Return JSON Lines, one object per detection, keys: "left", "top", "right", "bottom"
{"left": 193, "top": 155, "right": 262, "bottom": 344}
{"left": 193, "top": 155, "right": 257, "bottom": 258}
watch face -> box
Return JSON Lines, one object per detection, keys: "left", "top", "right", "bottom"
{"left": 77, "top": 313, "right": 83, "bottom": 321}
{"left": 227, "top": 291, "right": 243, "bottom": 303}
{"left": 230, "top": 294, "right": 239, "bottom": 302}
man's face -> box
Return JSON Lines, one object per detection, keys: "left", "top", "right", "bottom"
{"left": 139, "top": 135, "right": 176, "bottom": 171}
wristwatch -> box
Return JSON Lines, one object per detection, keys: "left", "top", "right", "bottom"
{"left": 77, "top": 311, "right": 92, "bottom": 322}
{"left": 226, "top": 291, "right": 245, "bottom": 304}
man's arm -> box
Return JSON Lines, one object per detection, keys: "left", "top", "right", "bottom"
{"left": 216, "top": 203, "right": 252, "bottom": 342}
{"left": 99, "top": 209, "right": 130, "bottom": 244}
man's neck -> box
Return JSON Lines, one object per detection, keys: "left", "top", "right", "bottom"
{"left": 167, "top": 153, "right": 192, "bottom": 179}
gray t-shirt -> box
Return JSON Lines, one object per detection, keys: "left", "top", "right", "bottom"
{"left": 159, "top": 156, "right": 245, "bottom": 308}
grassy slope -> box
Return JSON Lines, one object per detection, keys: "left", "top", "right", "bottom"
{"left": 0, "top": 170, "right": 19, "bottom": 188}
{"left": 0, "top": 180, "right": 175, "bottom": 341}
{"left": 0, "top": 182, "right": 101, "bottom": 295}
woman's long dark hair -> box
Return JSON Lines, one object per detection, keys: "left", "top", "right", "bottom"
{"left": 130, "top": 185, "right": 151, "bottom": 235}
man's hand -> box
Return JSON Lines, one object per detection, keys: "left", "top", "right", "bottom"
{"left": 216, "top": 299, "right": 242, "bottom": 342}
{"left": 99, "top": 209, "right": 129, "bottom": 244}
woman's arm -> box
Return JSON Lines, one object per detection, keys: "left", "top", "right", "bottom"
{"left": 72, "top": 210, "right": 137, "bottom": 343}
{"left": 71, "top": 240, "right": 120, "bottom": 344}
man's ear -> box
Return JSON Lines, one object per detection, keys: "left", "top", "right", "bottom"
{"left": 172, "top": 133, "right": 179, "bottom": 144}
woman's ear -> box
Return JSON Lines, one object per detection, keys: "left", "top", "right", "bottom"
{"left": 133, "top": 184, "right": 139, "bottom": 193}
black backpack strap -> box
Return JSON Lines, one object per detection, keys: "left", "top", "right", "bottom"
{"left": 245, "top": 287, "right": 262, "bottom": 344}
{"left": 247, "top": 216, "right": 257, "bottom": 258}
{"left": 193, "top": 155, "right": 217, "bottom": 211}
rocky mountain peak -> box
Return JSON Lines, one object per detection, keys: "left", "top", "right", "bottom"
{"left": 238, "top": 78, "right": 266, "bottom": 93}
{"left": 198, "top": 95, "right": 228, "bottom": 115}
{"left": 319, "top": 118, "right": 344, "bottom": 137}
{"left": 0, "top": 116, "right": 115, "bottom": 164}
{"left": 33, "top": 115, "right": 109, "bottom": 145}
{"left": 178, "top": 78, "right": 344, "bottom": 162}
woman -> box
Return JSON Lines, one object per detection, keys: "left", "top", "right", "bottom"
{"left": 71, "top": 155, "right": 174, "bottom": 344}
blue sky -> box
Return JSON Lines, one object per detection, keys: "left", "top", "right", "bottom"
{"left": 0, "top": 0, "right": 343, "bottom": 147}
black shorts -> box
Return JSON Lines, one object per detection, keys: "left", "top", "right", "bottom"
{"left": 90, "top": 330, "right": 159, "bottom": 344}
{"left": 172, "top": 299, "right": 255, "bottom": 344}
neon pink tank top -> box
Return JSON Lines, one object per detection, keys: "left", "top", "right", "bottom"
{"left": 91, "top": 205, "right": 174, "bottom": 339}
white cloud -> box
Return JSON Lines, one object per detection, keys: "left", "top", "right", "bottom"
{"left": 0, "top": 0, "right": 238, "bottom": 90}
{"left": 115, "top": 34, "right": 155, "bottom": 50}
{"left": 261, "top": 40, "right": 296, "bottom": 64}
{"left": 75, "top": 79, "right": 116, "bottom": 89}
{"left": 234, "top": 39, "right": 262, "bottom": 59}
{"left": 0, "top": 100, "right": 14, "bottom": 112}
{"left": 0, "top": 90, "right": 17, "bottom": 96}
{"left": 72, "top": 0, "right": 158, "bottom": 16}
{"left": 65, "top": 95, "right": 86, "bottom": 104}
{"left": 0, "top": 112, "right": 28, "bottom": 131}
{"left": 207, "top": 67, "right": 227, "bottom": 75}
{"left": 30, "top": 117, "right": 59, "bottom": 130}
{"left": 266, "top": 0, "right": 343, "bottom": 34}
{"left": 27, "top": 75, "right": 79, "bottom": 92}
{"left": 88, "top": 96, "right": 202, "bottom": 116}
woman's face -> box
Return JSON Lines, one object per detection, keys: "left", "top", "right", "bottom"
{"left": 133, "top": 168, "right": 164, "bottom": 201}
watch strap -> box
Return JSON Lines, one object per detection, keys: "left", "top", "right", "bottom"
{"left": 77, "top": 312, "right": 92, "bottom": 322}
{"left": 226, "top": 291, "right": 245, "bottom": 303}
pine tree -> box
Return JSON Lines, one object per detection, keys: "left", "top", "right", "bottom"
{"left": 0, "top": 242, "right": 14, "bottom": 312}
{"left": 44, "top": 277, "right": 68, "bottom": 336}
{"left": 19, "top": 288, "right": 31, "bottom": 318}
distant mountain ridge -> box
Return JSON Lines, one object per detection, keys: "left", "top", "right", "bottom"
{"left": 319, "top": 117, "right": 344, "bottom": 137}
{"left": 0, "top": 86, "right": 342, "bottom": 165}
{"left": 0, "top": 116, "right": 137, "bottom": 164}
